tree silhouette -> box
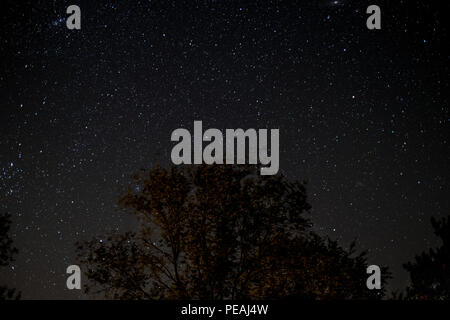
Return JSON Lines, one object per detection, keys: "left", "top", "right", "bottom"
{"left": 0, "top": 212, "right": 20, "bottom": 300}
{"left": 77, "top": 164, "right": 387, "bottom": 299}
{"left": 403, "top": 215, "right": 450, "bottom": 300}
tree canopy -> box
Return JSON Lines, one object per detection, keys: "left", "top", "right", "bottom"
{"left": 77, "top": 164, "right": 387, "bottom": 299}
{"left": 0, "top": 212, "right": 20, "bottom": 300}
{"left": 403, "top": 215, "right": 450, "bottom": 300}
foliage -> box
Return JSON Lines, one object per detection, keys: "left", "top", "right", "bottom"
{"left": 0, "top": 212, "right": 20, "bottom": 300}
{"left": 77, "top": 164, "right": 387, "bottom": 299}
{"left": 403, "top": 215, "right": 450, "bottom": 300}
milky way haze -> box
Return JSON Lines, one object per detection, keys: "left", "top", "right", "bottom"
{"left": 0, "top": 0, "right": 448, "bottom": 298}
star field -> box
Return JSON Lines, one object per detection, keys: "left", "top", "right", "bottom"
{"left": 0, "top": 0, "right": 448, "bottom": 298}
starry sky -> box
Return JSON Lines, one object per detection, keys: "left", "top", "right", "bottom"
{"left": 0, "top": 0, "right": 448, "bottom": 299}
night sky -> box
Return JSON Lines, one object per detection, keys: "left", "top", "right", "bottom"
{"left": 0, "top": 0, "right": 448, "bottom": 299}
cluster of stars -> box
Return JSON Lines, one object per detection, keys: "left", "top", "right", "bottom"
{"left": 0, "top": 0, "right": 447, "bottom": 298}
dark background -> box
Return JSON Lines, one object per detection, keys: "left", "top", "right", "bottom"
{"left": 0, "top": 0, "right": 448, "bottom": 299}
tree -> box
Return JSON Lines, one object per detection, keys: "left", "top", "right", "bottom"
{"left": 403, "top": 215, "right": 450, "bottom": 300}
{"left": 0, "top": 212, "right": 20, "bottom": 300}
{"left": 77, "top": 164, "right": 388, "bottom": 299}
